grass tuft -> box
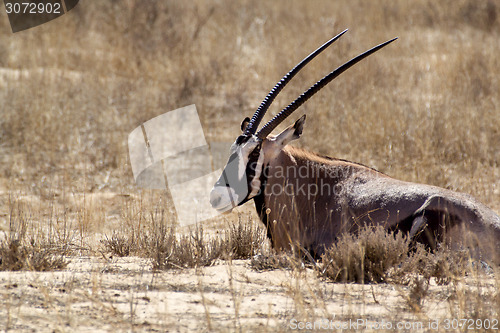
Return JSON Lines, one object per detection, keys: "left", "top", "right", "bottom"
{"left": 320, "top": 225, "right": 411, "bottom": 283}
{"left": 320, "top": 225, "right": 477, "bottom": 284}
{"left": 0, "top": 238, "right": 67, "bottom": 271}
{"left": 225, "top": 215, "right": 266, "bottom": 260}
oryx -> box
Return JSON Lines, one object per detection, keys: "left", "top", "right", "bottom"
{"left": 210, "top": 30, "right": 500, "bottom": 261}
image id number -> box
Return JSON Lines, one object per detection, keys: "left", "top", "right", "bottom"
{"left": 5, "top": 2, "right": 61, "bottom": 14}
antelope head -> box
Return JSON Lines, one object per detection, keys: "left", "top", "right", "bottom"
{"left": 210, "top": 30, "right": 397, "bottom": 213}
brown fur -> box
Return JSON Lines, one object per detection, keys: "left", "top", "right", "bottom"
{"left": 256, "top": 141, "right": 500, "bottom": 262}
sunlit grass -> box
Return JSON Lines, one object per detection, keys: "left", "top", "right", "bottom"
{"left": 0, "top": 0, "right": 499, "bottom": 331}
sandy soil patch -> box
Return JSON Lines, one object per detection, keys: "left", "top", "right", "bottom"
{"left": 1, "top": 256, "right": 496, "bottom": 332}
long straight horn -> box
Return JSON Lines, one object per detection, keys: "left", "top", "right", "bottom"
{"left": 256, "top": 37, "right": 398, "bottom": 139}
{"left": 244, "top": 29, "right": 349, "bottom": 135}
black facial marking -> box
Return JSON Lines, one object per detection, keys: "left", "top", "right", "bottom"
{"left": 236, "top": 144, "right": 263, "bottom": 206}
{"left": 253, "top": 164, "right": 272, "bottom": 241}
{"left": 245, "top": 144, "right": 261, "bottom": 182}
{"left": 235, "top": 134, "right": 251, "bottom": 145}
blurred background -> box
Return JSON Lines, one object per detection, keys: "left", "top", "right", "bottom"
{"left": 0, "top": 1, "right": 499, "bottom": 237}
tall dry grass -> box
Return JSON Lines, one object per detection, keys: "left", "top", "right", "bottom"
{"left": 1, "top": 1, "right": 498, "bottom": 209}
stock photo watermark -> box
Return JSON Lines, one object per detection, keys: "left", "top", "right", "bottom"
{"left": 3, "top": 0, "right": 79, "bottom": 32}
{"left": 288, "top": 316, "right": 499, "bottom": 331}
{"left": 127, "top": 105, "right": 385, "bottom": 226}
{"left": 128, "top": 105, "right": 235, "bottom": 226}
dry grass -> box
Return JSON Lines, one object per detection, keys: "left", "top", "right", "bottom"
{"left": 0, "top": 238, "right": 67, "bottom": 271}
{"left": 0, "top": 197, "right": 68, "bottom": 271}
{"left": 1, "top": 1, "right": 499, "bottom": 204}
{"left": 250, "top": 252, "right": 300, "bottom": 272}
{"left": 100, "top": 212, "right": 266, "bottom": 269}
{"left": 319, "top": 225, "right": 475, "bottom": 284}
{"left": 1, "top": 0, "right": 499, "bottom": 331}
{"left": 320, "top": 226, "right": 410, "bottom": 283}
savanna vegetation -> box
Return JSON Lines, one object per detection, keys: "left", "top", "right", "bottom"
{"left": 0, "top": 1, "right": 499, "bottom": 331}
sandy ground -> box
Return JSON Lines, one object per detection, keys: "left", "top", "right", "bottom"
{"left": 0, "top": 188, "right": 498, "bottom": 332}
{"left": 1, "top": 255, "right": 497, "bottom": 332}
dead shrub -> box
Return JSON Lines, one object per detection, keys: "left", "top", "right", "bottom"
{"left": 225, "top": 216, "right": 266, "bottom": 260}
{"left": 320, "top": 225, "right": 475, "bottom": 284}
{"left": 250, "top": 252, "right": 300, "bottom": 272}
{"left": 101, "top": 212, "right": 268, "bottom": 269}
{"left": 0, "top": 197, "right": 68, "bottom": 271}
{"left": 100, "top": 205, "right": 225, "bottom": 269}
{"left": 320, "top": 225, "right": 410, "bottom": 283}
{"left": 0, "top": 238, "right": 67, "bottom": 271}
{"left": 417, "top": 245, "right": 473, "bottom": 285}
{"left": 405, "top": 276, "right": 430, "bottom": 312}
{"left": 100, "top": 232, "right": 135, "bottom": 257}
{"left": 146, "top": 223, "right": 225, "bottom": 270}
{"left": 147, "top": 216, "right": 267, "bottom": 269}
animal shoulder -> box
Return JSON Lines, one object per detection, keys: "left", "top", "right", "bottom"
{"left": 285, "top": 145, "right": 385, "bottom": 175}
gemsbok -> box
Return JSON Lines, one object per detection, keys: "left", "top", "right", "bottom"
{"left": 210, "top": 30, "right": 500, "bottom": 262}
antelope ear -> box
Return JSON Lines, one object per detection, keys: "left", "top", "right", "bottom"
{"left": 274, "top": 115, "right": 306, "bottom": 147}
{"left": 240, "top": 117, "right": 251, "bottom": 132}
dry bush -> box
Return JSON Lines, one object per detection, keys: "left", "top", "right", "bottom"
{"left": 100, "top": 212, "right": 267, "bottom": 269}
{"left": 0, "top": 238, "right": 67, "bottom": 271}
{"left": 320, "top": 225, "right": 410, "bottom": 283}
{"left": 100, "top": 232, "right": 134, "bottom": 257}
{"left": 116, "top": 204, "right": 221, "bottom": 270}
{"left": 144, "top": 221, "right": 262, "bottom": 270}
{"left": 250, "top": 252, "right": 301, "bottom": 272}
{"left": 0, "top": 198, "right": 68, "bottom": 271}
{"left": 416, "top": 246, "right": 473, "bottom": 285}
{"left": 404, "top": 276, "right": 430, "bottom": 312}
{"left": 145, "top": 227, "right": 213, "bottom": 269}
{"left": 225, "top": 215, "right": 266, "bottom": 260}
{"left": 0, "top": 2, "right": 499, "bottom": 330}
{"left": 148, "top": 216, "right": 266, "bottom": 269}
{"left": 320, "top": 225, "right": 476, "bottom": 284}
